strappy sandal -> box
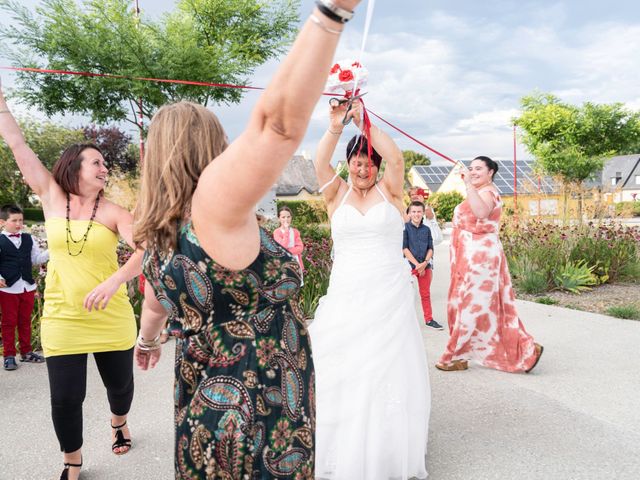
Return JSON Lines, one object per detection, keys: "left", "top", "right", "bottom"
{"left": 111, "top": 421, "right": 132, "bottom": 455}
{"left": 59, "top": 458, "right": 82, "bottom": 480}
{"left": 20, "top": 351, "right": 45, "bottom": 363}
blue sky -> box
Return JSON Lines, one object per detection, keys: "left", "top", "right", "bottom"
{"left": 1, "top": 0, "right": 639, "bottom": 164}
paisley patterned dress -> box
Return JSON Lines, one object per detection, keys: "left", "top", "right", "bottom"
{"left": 439, "top": 189, "right": 538, "bottom": 372}
{"left": 143, "top": 224, "right": 315, "bottom": 480}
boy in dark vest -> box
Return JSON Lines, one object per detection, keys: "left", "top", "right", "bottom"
{"left": 0, "top": 204, "right": 49, "bottom": 370}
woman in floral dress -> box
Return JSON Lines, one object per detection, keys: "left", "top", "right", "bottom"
{"left": 436, "top": 156, "right": 543, "bottom": 373}
{"left": 132, "top": 2, "right": 362, "bottom": 478}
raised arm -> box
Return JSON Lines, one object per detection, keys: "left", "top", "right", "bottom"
{"left": 0, "top": 78, "right": 55, "bottom": 199}
{"left": 350, "top": 100, "right": 404, "bottom": 200}
{"left": 459, "top": 164, "right": 496, "bottom": 219}
{"left": 315, "top": 101, "right": 352, "bottom": 206}
{"left": 193, "top": 2, "right": 361, "bottom": 234}
{"left": 368, "top": 124, "right": 404, "bottom": 200}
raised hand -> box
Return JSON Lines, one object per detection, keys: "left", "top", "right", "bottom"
{"left": 329, "top": 99, "right": 348, "bottom": 133}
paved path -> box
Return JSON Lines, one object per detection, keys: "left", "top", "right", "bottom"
{"left": 2, "top": 239, "right": 639, "bottom": 479}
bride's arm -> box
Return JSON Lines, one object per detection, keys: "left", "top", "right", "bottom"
{"left": 315, "top": 101, "right": 351, "bottom": 207}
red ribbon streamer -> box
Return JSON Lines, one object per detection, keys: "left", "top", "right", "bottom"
{"left": 0, "top": 65, "right": 457, "bottom": 164}
{"left": 366, "top": 109, "right": 457, "bottom": 165}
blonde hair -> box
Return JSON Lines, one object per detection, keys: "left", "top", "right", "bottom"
{"left": 134, "top": 101, "right": 228, "bottom": 252}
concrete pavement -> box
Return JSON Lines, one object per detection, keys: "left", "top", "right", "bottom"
{"left": 1, "top": 239, "right": 639, "bottom": 479}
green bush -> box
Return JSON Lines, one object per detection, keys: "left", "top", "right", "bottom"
{"left": 535, "top": 296, "right": 558, "bottom": 305}
{"left": 299, "top": 234, "right": 333, "bottom": 319}
{"left": 553, "top": 260, "right": 597, "bottom": 293}
{"left": 510, "top": 256, "right": 550, "bottom": 294}
{"left": 23, "top": 208, "right": 45, "bottom": 222}
{"left": 276, "top": 200, "right": 329, "bottom": 225}
{"left": 502, "top": 219, "right": 640, "bottom": 294}
{"left": 429, "top": 191, "right": 464, "bottom": 222}
{"left": 606, "top": 304, "right": 640, "bottom": 320}
{"left": 614, "top": 201, "right": 640, "bottom": 218}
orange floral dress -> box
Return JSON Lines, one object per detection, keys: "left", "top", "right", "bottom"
{"left": 439, "top": 189, "right": 538, "bottom": 372}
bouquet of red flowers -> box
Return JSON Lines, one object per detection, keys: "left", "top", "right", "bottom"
{"left": 326, "top": 60, "right": 368, "bottom": 97}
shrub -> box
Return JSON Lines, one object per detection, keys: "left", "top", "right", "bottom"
{"left": 535, "top": 296, "right": 558, "bottom": 305}
{"left": 299, "top": 234, "right": 333, "bottom": 319}
{"left": 553, "top": 260, "right": 597, "bottom": 293}
{"left": 276, "top": 200, "right": 329, "bottom": 225}
{"left": 429, "top": 191, "right": 464, "bottom": 222}
{"left": 23, "top": 208, "right": 45, "bottom": 222}
{"left": 606, "top": 304, "right": 640, "bottom": 320}
{"left": 502, "top": 219, "right": 640, "bottom": 294}
{"left": 614, "top": 201, "right": 640, "bottom": 218}
{"left": 510, "top": 255, "right": 550, "bottom": 294}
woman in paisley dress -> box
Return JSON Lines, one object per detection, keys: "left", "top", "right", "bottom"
{"left": 436, "top": 156, "right": 544, "bottom": 373}
{"left": 132, "top": 2, "right": 362, "bottom": 479}
{"left": 309, "top": 100, "right": 430, "bottom": 479}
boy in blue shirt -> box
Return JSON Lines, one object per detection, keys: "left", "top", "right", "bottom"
{"left": 403, "top": 201, "right": 442, "bottom": 330}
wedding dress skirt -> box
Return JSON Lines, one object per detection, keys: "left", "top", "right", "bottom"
{"left": 309, "top": 187, "right": 430, "bottom": 480}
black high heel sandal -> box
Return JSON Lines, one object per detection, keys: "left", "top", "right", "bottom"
{"left": 111, "top": 420, "right": 132, "bottom": 455}
{"left": 59, "top": 459, "right": 82, "bottom": 480}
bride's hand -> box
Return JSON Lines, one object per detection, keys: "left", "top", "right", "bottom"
{"left": 349, "top": 99, "right": 364, "bottom": 129}
{"left": 328, "top": 99, "right": 347, "bottom": 133}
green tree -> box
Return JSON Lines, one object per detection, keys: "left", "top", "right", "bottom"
{"left": 0, "top": 0, "right": 300, "bottom": 128}
{"left": 514, "top": 92, "right": 640, "bottom": 221}
{"left": 430, "top": 191, "right": 464, "bottom": 223}
{"left": 0, "top": 118, "right": 84, "bottom": 206}
{"left": 403, "top": 149, "right": 430, "bottom": 180}
{"left": 83, "top": 124, "right": 139, "bottom": 176}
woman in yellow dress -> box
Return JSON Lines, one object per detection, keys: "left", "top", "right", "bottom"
{"left": 0, "top": 78, "right": 143, "bottom": 480}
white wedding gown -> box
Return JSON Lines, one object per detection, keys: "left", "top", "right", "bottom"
{"left": 309, "top": 185, "right": 430, "bottom": 480}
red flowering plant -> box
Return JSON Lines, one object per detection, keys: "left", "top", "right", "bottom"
{"left": 501, "top": 219, "right": 640, "bottom": 294}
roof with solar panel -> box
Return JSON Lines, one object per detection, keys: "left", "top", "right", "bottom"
{"left": 411, "top": 160, "right": 559, "bottom": 195}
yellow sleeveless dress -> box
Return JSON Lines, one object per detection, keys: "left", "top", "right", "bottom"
{"left": 40, "top": 218, "right": 136, "bottom": 357}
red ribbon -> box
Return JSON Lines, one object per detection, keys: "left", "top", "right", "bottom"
{"left": 0, "top": 65, "right": 457, "bottom": 165}
{"left": 366, "top": 109, "right": 457, "bottom": 165}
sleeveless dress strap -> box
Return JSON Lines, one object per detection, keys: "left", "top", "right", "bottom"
{"left": 338, "top": 185, "right": 353, "bottom": 209}
{"left": 319, "top": 173, "right": 340, "bottom": 193}
{"left": 375, "top": 183, "right": 389, "bottom": 203}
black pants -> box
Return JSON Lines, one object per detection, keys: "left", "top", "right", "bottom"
{"left": 46, "top": 348, "right": 134, "bottom": 452}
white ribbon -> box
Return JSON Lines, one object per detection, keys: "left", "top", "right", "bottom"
{"left": 351, "top": 0, "right": 376, "bottom": 95}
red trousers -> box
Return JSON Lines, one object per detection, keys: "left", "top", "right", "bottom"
{"left": 416, "top": 268, "right": 433, "bottom": 322}
{"left": 0, "top": 290, "right": 36, "bottom": 357}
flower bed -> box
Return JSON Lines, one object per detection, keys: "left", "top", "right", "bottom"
{"left": 502, "top": 219, "right": 640, "bottom": 294}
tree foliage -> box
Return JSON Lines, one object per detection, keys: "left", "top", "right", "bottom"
{"left": 430, "top": 191, "right": 464, "bottom": 223}
{"left": 403, "top": 149, "right": 430, "bottom": 178}
{"left": 0, "top": 118, "right": 84, "bottom": 206}
{"left": 0, "top": 0, "right": 300, "bottom": 127}
{"left": 0, "top": 119, "right": 138, "bottom": 206}
{"left": 83, "top": 124, "right": 139, "bottom": 175}
{"left": 514, "top": 92, "right": 640, "bottom": 185}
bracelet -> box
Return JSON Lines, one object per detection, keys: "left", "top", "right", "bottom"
{"left": 328, "top": 127, "right": 343, "bottom": 135}
{"left": 136, "top": 332, "right": 162, "bottom": 351}
{"left": 310, "top": 13, "right": 343, "bottom": 35}
{"left": 315, "top": 0, "right": 354, "bottom": 23}
{"left": 0, "top": 109, "right": 10, "bottom": 114}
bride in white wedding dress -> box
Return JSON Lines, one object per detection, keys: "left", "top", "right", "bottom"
{"left": 309, "top": 100, "right": 430, "bottom": 480}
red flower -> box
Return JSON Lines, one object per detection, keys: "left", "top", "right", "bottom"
{"left": 330, "top": 63, "right": 341, "bottom": 75}
{"left": 338, "top": 69, "right": 354, "bottom": 82}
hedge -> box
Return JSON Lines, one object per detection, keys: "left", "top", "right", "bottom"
{"left": 23, "top": 208, "right": 45, "bottom": 222}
